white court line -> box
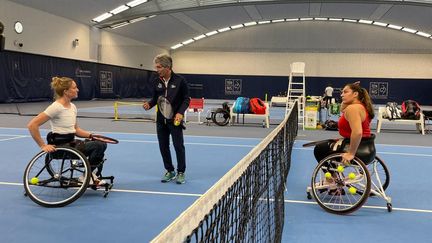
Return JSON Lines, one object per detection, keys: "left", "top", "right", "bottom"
{"left": 284, "top": 199, "right": 432, "bottom": 213}
{"left": 0, "top": 133, "right": 256, "bottom": 148}
{"left": 296, "top": 139, "right": 432, "bottom": 149}
{"left": 0, "top": 135, "right": 28, "bottom": 142}
{"left": 0, "top": 127, "right": 263, "bottom": 141}
{"left": 119, "top": 139, "right": 255, "bottom": 147}
{"left": 2, "top": 181, "right": 430, "bottom": 214}
{"left": 293, "top": 147, "right": 432, "bottom": 157}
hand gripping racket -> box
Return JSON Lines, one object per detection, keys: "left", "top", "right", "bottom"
{"left": 90, "top": 134, "right": 119, "bottom": 144}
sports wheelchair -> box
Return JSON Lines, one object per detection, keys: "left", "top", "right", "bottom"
{"left": 304, "top": 135, "right": 392, "bottom": 214}
{"left": 205, "top": 102, "right": 230, "bottom": 126}
{"left": 23, "top": 135, "right": 114, "bottom": 207}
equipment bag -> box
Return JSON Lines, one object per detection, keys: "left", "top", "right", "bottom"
{"left": 401, "top": 100, "right": 421, "bottom": 120}
{"left": 324, "top": 120, "right": 338, "bottom": 131}
{"left": 384, "top": 102, "right": 401, "bottom": 120}
{"left": 233, "top": 97, "right": 250, "bottom": 114}
{"left": 249, "top": 98, "right": 266, "bottom": 114}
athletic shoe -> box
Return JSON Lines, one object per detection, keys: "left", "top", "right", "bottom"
{"left": 161, "top": 171, "right": 176, "bottom": 183}
{"left": 176, "top": 172, "right": 185, "bottom": 184}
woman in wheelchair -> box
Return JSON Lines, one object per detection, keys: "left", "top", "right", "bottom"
{"left": 27, "top": 76, "right": 108, "bottom": 187}
{"left": 306, "top": 82, "right": 392, "bottom": 214}
{"left": 314, "top": 82, "right": 375, "bottom": 165}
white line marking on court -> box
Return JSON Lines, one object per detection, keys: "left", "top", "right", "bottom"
{"left": 2, "top": 181, "right": 431, "bottom": 213}
{"left": 296, "top": 139, "right": 432, "bottom": 149}
{"left": 0, "top": 127, "right": 263, "bottom": 141}
{"left": 293, "top": 147, "right": 432, "bottom": 157}
{"left": 119, "top": 139, "right": 255, "bottom": 147}
{"left": 0, "top": 135, "right": 28, "bottom": 142}
{"left": 110, "top": 188, "right": 202, "bottom": 197}
{"left": 284, "top": 199, "right": 432, "bottom": 213}
{"left": 0, "top": 182, "right": 22, "bottom": 186}
{"left": 0, "top": 132, "right": 256, "bottom": 147}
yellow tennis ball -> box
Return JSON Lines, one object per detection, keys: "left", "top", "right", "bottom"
{"left": 348, "top": 172, "right": 356, "bottom": 180}
{"left": 337, "top": 165, "right": 344, "bottom": 172}
{"left": 325, "top": 172, "right": 332, "bottom": 179}
{"left": 30, "top": 177, "right": 39, "bottom": 185}
{"left": 174, "top": 120, "right": 181, "bottom": 126}
{"left": 348, "top": 187, "right": 357, "bottom": 194}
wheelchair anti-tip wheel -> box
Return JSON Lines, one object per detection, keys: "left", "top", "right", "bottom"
{"left": 310, "top": 153, "right": 371, "bottom": 215}
{"left": 23, "top": 146, "right": 91, "bottom": 207}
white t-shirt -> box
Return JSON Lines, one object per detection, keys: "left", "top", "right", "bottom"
{"left": 325, "top": 86, "right": 334, "bottom": 97}
{"left": 43, "top": 101, "right": 77, "bottom": 134}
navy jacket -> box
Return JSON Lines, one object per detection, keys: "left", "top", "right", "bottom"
{"left": 148, "top": 72, "right": 190, "bottom": 122}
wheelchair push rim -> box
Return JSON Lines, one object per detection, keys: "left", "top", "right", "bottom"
{"left": 311, "top": 153, "right": 371, "bottom": 215}
{"left": 23, "top": 146, "right": 91, "bottom": 207}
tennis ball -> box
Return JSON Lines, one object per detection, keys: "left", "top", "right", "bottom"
{"left": 348, "top": 187, "right": 357, "bottom": 194}
{"left": 337, "top": 165, "right": 344, "bottom": 172}
{"left": 174, "top": 120, "right": 181, "bottom": 126}
{"left": 348, "top": 172, "right": 356, "bottom": 180}
{"left": 325, "top": 172, "right": 332, "bottom": 179}
{"left": 30, "top": 177, "right": 39, "bottom": 185}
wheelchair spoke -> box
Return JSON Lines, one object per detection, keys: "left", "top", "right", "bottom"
{"left": 24, "top": 147, "right": 91, "bottom": 207}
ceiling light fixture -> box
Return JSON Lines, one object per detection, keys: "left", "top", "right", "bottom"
{"left": 126, "top": 0, "right": 148, "bottom": 8}
{"left": 110, "top": 5, "right": 130, "bottom": 15}
{"left": 171, "top": 17, "right": 432, "bottom": 50}
{"left": 110, "top": 22, "right": 130, "bottom": 29}
{"left": 92, "top": 13, "right": 113, "bottom": 22}
{"left": 373, "top": 21, "right": 387, "bottom": 27}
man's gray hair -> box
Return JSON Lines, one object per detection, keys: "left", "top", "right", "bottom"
{"left": 154, "top": 54, "right": 173, "bottom": 69}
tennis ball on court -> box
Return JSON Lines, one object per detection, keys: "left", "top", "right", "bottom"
{"left": 348, "top": 172, "right": 356, "bottom": 180}
{"left": 325, "top": 172, "right": 332, "bottom": 179}
{"left": 337, "top": 165, "right": 344, "bottom": 172}
{"left": 30, "top": 177, "right": 39, "bottom": 185}
{"left": 174, "top": 120, "right": 181, "bottom": 126}
{"left": 348, "top": 187, "right": 357, "bottom": 194}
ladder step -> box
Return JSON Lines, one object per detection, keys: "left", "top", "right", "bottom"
{"left": 291, "top": 82, "right": 304, "bottom": 85}
{"left": 289, "top": 89, "right": 304, "bottom": 92}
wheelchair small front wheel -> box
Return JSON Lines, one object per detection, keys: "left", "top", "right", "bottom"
{"left": 311, "top": 153, "right": 371, "bottom": 215}
{"left": 23, "top": 146, "right": 91, "bottom": 207}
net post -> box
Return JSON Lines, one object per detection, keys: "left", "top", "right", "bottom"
{"left": 114, "top": 101, "right": 118, "bottom": 120}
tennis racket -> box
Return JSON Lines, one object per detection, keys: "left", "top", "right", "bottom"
{"left": 157, "top": 96, "right": 186, "bottom": 130}
{"left": 91, "top": 134, "right": 119, "bottom": 144}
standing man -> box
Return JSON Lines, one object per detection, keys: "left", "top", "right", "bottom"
{"left": 323, "top": 84, "right": 334, "bottom": 108}
{"left": 143, "top": 54, "right": 190, "bottom": 184}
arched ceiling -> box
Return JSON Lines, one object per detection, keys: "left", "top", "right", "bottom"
{"left": 7, "top": 0, "right": 432, "bottom": 51}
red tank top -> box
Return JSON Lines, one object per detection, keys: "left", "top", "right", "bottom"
{"left": 338, "top": 105, "right": 371, "bottom": 138}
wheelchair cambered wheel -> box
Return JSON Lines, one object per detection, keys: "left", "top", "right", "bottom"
{"left": 23, "top": 146, "right": 91, "bottom": 207}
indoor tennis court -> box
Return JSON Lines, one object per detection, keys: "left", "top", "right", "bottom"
{"left": 2, "top": 1, "right": 432, "bottom": 242}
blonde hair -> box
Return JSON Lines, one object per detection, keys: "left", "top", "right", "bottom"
{"left": 51, "top": 77, "right": 74, "bottom": 99}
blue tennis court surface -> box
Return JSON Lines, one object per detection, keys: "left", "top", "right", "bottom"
{"left": 0, "top": 127, "right": 261, "bottom": 242}
{"left": 283, "top": 140, "right": 432, "bottom": 243}
{"left": 1, "top": 127, "right": 431, "bottom": 243}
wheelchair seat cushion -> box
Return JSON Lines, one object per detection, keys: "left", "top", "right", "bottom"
{"left": 314, "top": 134, "right": 376, "bottom": 164}
{"left": 47, "top": 132, "right": 75, "bottom": 145}
{"left": 337, "top": 134, "right": 376, "bottom": 164}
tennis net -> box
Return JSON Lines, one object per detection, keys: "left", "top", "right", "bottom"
{"left": 151, "top": 102, "right": 298, "bottom": 243}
